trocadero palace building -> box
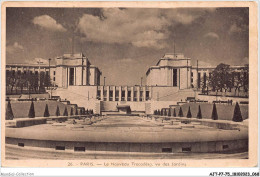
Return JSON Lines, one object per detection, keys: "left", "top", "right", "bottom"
{"left": 6, "top": 52, "right": 247, "bottom": 114}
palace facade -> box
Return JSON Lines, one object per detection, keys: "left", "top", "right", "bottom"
{"left": 6, "top": 52, "right": 248, "bottom": 114}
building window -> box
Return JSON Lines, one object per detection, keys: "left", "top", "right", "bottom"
{"left": 115, "top": 90, "right": 119, "bottom": 101}
{"left": 182, "top": 147, "right": 191, "bottom": 152}
{"left": 109, "top": 90, "right": 113, "bottom": 101}
{"left": 55, "top": 146, "right": 65, "bottom": 150}
{"left": 103, "top": 90, "right": 107, "bottom": 101}
{"left": 69, "top": 68, "right": 74, "bottom": 85}
{"left": 191, "top": 72, "right": 193, "bottom": 77}
{"left": 53, "top": 71, "right": 56, "bottom": 75}
{"left": 134, "top": 91, "right": 137, "bottom": 101}
{"left": 198, "top": 72, "right": 201, "bottom": 88}
{"left": 173, "top": 69, "right": 178, "bottom": 86}
{"left": 53, "top": 77, "right": 55, "bottom": 81}
{"left": 146, "top": 91, "right": 149, "bottom": 101}
{"left": 121, "top": 90, "right": 125, "bottom": 101}
{"left": 97, "top": 90, "right": 101, "bottom": 100}
{"left": 74, "top": 147, "right": 85, "bottom": 152}
{"left": 140, "top": 91, "right": 143, "bottom": 101}
{"left": 127, "top": 91, "right": 131, "bottom": 101}
{"left": 162, "top": 148, "right": 172, "bottom": 153}
{"left": 18, "top": 143, "right": 24, "bottom": 147}
{"left": 203, "top": 73, "right": 207, "bottom": 84}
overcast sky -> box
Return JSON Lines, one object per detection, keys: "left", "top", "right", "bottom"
{"left": 6, "top": 8, "right": 248, "bottom": 85}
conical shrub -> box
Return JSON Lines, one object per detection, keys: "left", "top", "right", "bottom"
{"left": 70, "top": 107, "right": 74, "bottom": 116}
{"left": 43, "top": 104, "right": 50, "bottom": 117}
{"left": 178, "top": 107, "right": 183, "bottom": 117}
{"left": 197, "top": 105, "right": 202, "bottom": 119}
{"left": 55, "top": 105, "right": 60, "bottom": 116}
{"left": 232, "top": 102, "right": 243, "bottom": 122}
{"left": 28, "top": 100, "right": 35, "bottom": 118}
{"left": 154, "top": 110, "right": 157, "bottom": 115}
{"left": 6, "top": 100, "right": 14, "bottom": 120}
{"left": 186, "top": 106, "right": 192, "bottom": 118}
{"left": 211, "top": 103, "right": 218, "bottom": 120}
{"left": 63, "top": 107, "right": 68, "bottom": 116}
{"left": 86, "top": 109, "right": 89, "bottom": 115}
{"left": 173, "top": 108, "right": 176, "bottom": 117}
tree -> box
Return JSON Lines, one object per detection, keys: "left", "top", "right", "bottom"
{"left": 39, "top": 72, "right": 46, "bottom": 93}
{"left": 197, "top": 105, "right": 202, "bottom": 119}
{"left": 232, "top": 65, "right": 249, "bottom": 97}
{"left": 55, "top": 105, "right": 60, "bottom": 116}
{"left": 154, "top": 110, "right": 157, "bottom": 115}
{"left": 178, "top": 107, "right": 183, "bottom": 117}
{"left": 43, "top": 104, "right": 50, "bottom": 117}
{"left": 6, "top": 100, "right": 14, "bottom": 120}
{"left": 242, "top": 65, "right": 249, "bottom": 96}
{"left": 44, "top": 72, "right": 52, "bottom": 89}
{"left": 209, "top": 63, "right": 233, "bottom": 96}
{"left": 6, "top": 72, "right": 18, "bottom": 94}
{"left": 28, "top": 100, "right": 35, "bottom": 118}
{"left": 17, "top": 73, "right": 27, "bottom": 94}
{"left": 211, "top": 103, "right": 218, "bottom": 120}
{"left": 63, "top": 107, "right": 68, "bottom": 116}
{"left": 200, "top": 74, "right": 210, "bottom": 95}
{"left": 186, "top": 106, "right": 192, "bottom": 118}
{"left": 232, "top": 102, "right": 243, "bottom": 122}
{"left": 86, "top": 109, "right": 89, "bottom": 115}
{"left": 232, "top": 72, "right": 243, "bottom": 97}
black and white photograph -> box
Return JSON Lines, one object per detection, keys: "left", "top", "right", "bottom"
{"left": 1, "top": 1, "right": 258, "bottom": 169}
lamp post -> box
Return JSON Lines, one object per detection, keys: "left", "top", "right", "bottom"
{"left": 37, "top": 60, "right": 43, "bottom": 93}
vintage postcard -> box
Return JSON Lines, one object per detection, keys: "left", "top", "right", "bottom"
{"left": 1, "top": 1, "right": 258, "bottom": 168}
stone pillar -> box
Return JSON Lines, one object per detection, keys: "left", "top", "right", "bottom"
{"left": 131, "top": 86, "right": 134, "bottom": 101}
{"left": 113, "top": 86, "right": 116, "bottom": 101}
{"left": 101, "top": 86, "right": 104, "bottom": 101}
{"left": 106, "top": 86, "right": 110, "bottom": 101}
{"left": 137, "top": 86, "right": 140, "bottom": 102}
{"left": 119, "top": 86, "right": 122, "bottom": 101}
